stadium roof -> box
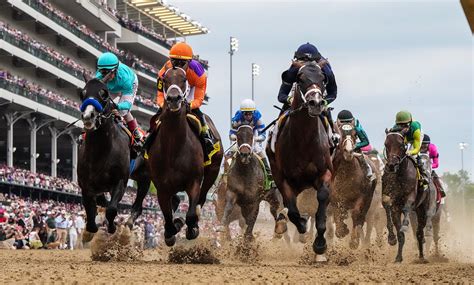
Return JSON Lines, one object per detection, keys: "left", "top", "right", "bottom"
{"left": 461, "top": 0, "right": 474, "bottom": 34}
{"left": 117, "top": 0, "right": 210, "bottom": 38}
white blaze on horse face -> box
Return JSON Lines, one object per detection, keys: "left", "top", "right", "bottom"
{"left": 344, "top": 136, "right": 353, "bottom": 153}
{"left": 82, "top": 105, "right": 96, "bottom": 129}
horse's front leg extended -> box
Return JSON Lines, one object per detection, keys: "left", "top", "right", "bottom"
{"left": 185, "top": 181, "right": 201, "bottom": 240}
{"left": 280, "top": 179, "right": 306, "bottom": 234}
{"left": 313, "top": 178, "right": 330, "bottom": 255}
{"left": 401, "top": 191, "right": 416, "bottom": 233}
{"left": 106, "top": 180, "right": 126, "bottom": 234}
{"left": 127, "top": 178, "right": 150, "bottom": 229}
{"left": 82, "top": 193, "right": 98, "bottom": 242}
{"left": 158, "top": 192, "right": 183, "bottom": 247}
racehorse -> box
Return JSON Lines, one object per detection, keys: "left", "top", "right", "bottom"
{"left": 147, "top": 66, "right": 223, "bottom": 246}
{"left": 409, "top": 153, "right": 440, "bottom": 255}
{"left": 331, "top": 122, "right": 377, "bottom": 249}
{"left": 363, "top": 152, "right": 386, "bottom": 247}
{"left": 266, "top": 61, "right": 332, "bottom": 258}
{"left": 382, "top": 128, "right": 429, "bottom": 262}
{"left": 78, "top": 76, "right": 130, "bottom": 241}
{"left": 222, "top": 125, "right": 283, "bottom": 240}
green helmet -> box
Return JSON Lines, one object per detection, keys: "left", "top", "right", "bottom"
{"left": 395, "top": 110, "right": 412, "bottom": 124}
{"left": 97, "top": 52, "right": 119, "bottom": 70}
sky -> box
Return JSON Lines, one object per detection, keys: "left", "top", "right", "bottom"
{"left": 169, "top": 0, "right": 473, "bottom": 176}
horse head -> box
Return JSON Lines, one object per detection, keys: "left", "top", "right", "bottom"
{"left": 236, "top": 124, "right": 255, "bottom": 164}
{"left": 293, "top": 61, "right": 326, "bottom": 117}
{"left": 162, "top": 66, "right": 189, "bottom": 112}
{"left": 384, "top": 128, "right": 408, "bottom": 173}
{"left": 79, "top": 78, "right": 112, "bottom": 131}
{"left": 336, "top": 120, "right": 357, "bottom": 161}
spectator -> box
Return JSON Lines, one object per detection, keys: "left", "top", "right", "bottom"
{"left": 68, "top": 213, "right": 78, "bottom": 250}
{"left": 55, "top": 210, "right": 68, "bottom": 249}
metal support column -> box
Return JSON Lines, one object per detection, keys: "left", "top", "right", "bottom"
{"left": 71, "top": 134, "right": 78, "bottom": 183}
{"left": 49, "top": 126, "right": 58, "bottom": 177}
{"left": 4, "top": 111, "right": 34, "bottom": 167}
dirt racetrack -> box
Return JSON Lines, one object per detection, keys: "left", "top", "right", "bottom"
{"left": 1, "top": 238, "right": 473, "bottom": 284}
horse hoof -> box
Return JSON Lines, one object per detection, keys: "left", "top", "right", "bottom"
{"left": 400, "top": 225, "right": 409, "bottom": 233}
{"left": 349, "top": 238, "right": 359, "bottom": 250}
{"left": 335, "top": 226, "right": 349, "bottom": 238}
{"left": 316, "top": 254, "right": 328, "bottom": 263}
{"left": 186, "top": 227, "right": 199, "bottom": 240}
{"left": 298, "top": 233, "right": 308, "bottom": 243}
{"left": 274, "top": 220, "right": 288, "bottom": 235}
{"left": 82, "top": 231, "right": 95, "bottom": 243}
{"left": 395, "top": 256, "right": 403, "bottom": 263}
{"left": 165, "top": 235, "right": 176, "bottom": 247}
{"left": 388, "top": 234, "right": 397, "bottom": 246}
{"left": 174, "top": 217, "right": 185, "bottom": 232}
{"left": 313, "top": 237, "right": 327, "bottom": 254}
{"left": 415, "top": 258, "right": 429, "bottom": 264}
{"left": 108, "top": 224, "right": 116, "bottom": 235}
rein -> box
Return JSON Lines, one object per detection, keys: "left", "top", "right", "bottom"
{"left": 236, "top": 125, "right": 254, "bottom": 154}
{"left": 384, "top": 132, "right": 408, "bottom": 173}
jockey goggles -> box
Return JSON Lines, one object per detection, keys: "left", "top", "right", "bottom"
{"left": 171, "top": 58, "right": 188, "bottom": 68}
{"left": 99, "top": 68, "right": 116, "bottom": 77}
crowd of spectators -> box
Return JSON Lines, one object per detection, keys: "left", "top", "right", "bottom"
{"left": 0, "top": 69, "right": 159, "bottom": 112}
{"left": 0, "top": 21, "right": 94, "bottom": 80}
{"left": 0, "top": 165, "right": 80, "bottom": 194}
{"left": 116, "top": 13, "right": 174, "bottom": 48}
{"left": 0, "top": 70, "right": 81, "bottom": 115}
{"left": 0, "top": 191, "right": 231, "bottom": 251}
{"left": 28, "top": 0, "right": 162, "bottom": 77}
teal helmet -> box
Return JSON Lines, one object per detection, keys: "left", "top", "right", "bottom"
{"left": 97, "top": 52, "right": 119, "bottom": 70}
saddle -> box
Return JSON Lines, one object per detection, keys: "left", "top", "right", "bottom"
{"left": 226, "top": 152, "right": 272, "bottom": 191}
{"left": 144, "top": 113, "right": 220, "bottom": 167}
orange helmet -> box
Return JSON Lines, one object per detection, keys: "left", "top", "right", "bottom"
{"left": 169, "top": 42, "right": 193, "bottom": 60}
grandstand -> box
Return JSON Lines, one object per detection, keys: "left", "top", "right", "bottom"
{"left": 0, "top": 0, "right": 209, "bottom": 205}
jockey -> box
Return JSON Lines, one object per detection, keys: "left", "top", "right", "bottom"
{"left": 95, "top": 52, "right": 144, "bottom": 147}
{"left": 277, "top": 43, "right": 338, "bottom": 143}
{"left": 394, "top": 110, "right": 429, "bottom": 189}
{"left": 421, "top": 134, "right": 446, "bottom": 197}
{"left": 155, "top": 42, "right": 215, "bottom": 155}
{"left": 228, "top": 99, "right": 273, "bottom": 181}
{"left": 337, "top": 110, "right": 374, "bottom": 181}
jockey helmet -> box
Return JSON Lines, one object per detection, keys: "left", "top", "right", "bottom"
{"left": 337, "top": 110, "right": 354, "bottom": 123}
{"left": 395, "top": 110, "right": 412, "bottom": 124}
{"left": 169, "top": 42, "right": 193, "bottom": 60}
{"left": 240, "top": 99, "right": 256, "bottom": 112}
{"left": 294, "top": 43, "right": 319, "bottom": 61}
{"left": 422, "top": 134, "right": 431, "bottom": 145}
{"left": 97, "top": 52, "right": 119, "bottom": 70}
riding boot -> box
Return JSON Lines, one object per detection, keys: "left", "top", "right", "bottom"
{"left": 261, "top": 156, "right": 275, "bottom": 188}
{"left": 143, "top": 108, "right": 162, "bottom": 151}
{"left": 201, "top": 124, "right": 216, "bottom": 158}
{"left": 127, "top": 119, "right": 145, "bottom": 150}
{"left": 358, "top": 154, "right": 375, "bottom": 182}
{"left": 416, "top": 155, "right": 429, "bottom": 190}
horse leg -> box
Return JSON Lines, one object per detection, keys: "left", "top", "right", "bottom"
{"left": 425, "top": 184, "right": 436, "bottom": 238}
{"left": 241, "top": 204, "right": 259, "bottom": 241}
{"left": 313, "top": 179, "right": 330, "bottom": 255}
{"left": 401, "top": 191, "right": 416, "bottom": 233}
{"left": 221, "top": 190, "right": 237, "bottom": 241}
{"left": 266, "top": 187, "right": 288, "bottom": 236}
{"left": 280, "top": 180, "right": 307, "bottom": 234}
{"left": 158, "top": 193, "right": 182, "bottom": 247}
{"left": 350, "top": 197, "right": 365, "bottom": 250}
{"left": 415, "top": 206, "right": 428, "bottom": 263}
{"left": 126, "top": 178, "right": 150, "bottom": 229}
{"left": 333, "top": 203, "right": 349, "bottom": 238}
{"left": 171, "top": 194, "right": 181, "bottom": 213}
{"left": 185, "top": 181, "right": 201, "bottom": 240}
{"left": 82, "top": 194, "right": 98, "bottom": 242}
{"left": 383, "top": 203, "right": 397, "bottom": 246}
{"left": 364, "top": 210, "right": 374, "bottom": 247}
{"left": 432, "top": 206, "right": 442, "bottom": 255}
{"left": 96, "top": 194, "right": 109, "bottom": 208}
{"left": 392, "top": 207, "right": 405, "bottom": 263}
{"left": 106, "top": 180, "right": 126, "bottom": 234}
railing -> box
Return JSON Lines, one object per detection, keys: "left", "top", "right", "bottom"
{"left": 0, "top": 78, "right": 81, "bottom": 117}
{"left": 0, "top": 31, "right": 85, "bottom": 80}
{"left": 135, "top": 100, "right": 159, "bottom": 112}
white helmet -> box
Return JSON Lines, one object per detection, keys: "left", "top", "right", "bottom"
{"left": 240, "top": 99, "right": 256, "bottom": 112}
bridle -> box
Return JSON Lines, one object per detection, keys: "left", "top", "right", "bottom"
{"left": 163, "top": 67, "right": 190, "bottom": 102}
{"left": 237, "top": 125, "right": 255, "bottom": 155}
{"left": 384, "top": 132, "right": 407, "bottom": 173}
{"left": 290, "top": 64, "right": 323, "bottom": 117}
